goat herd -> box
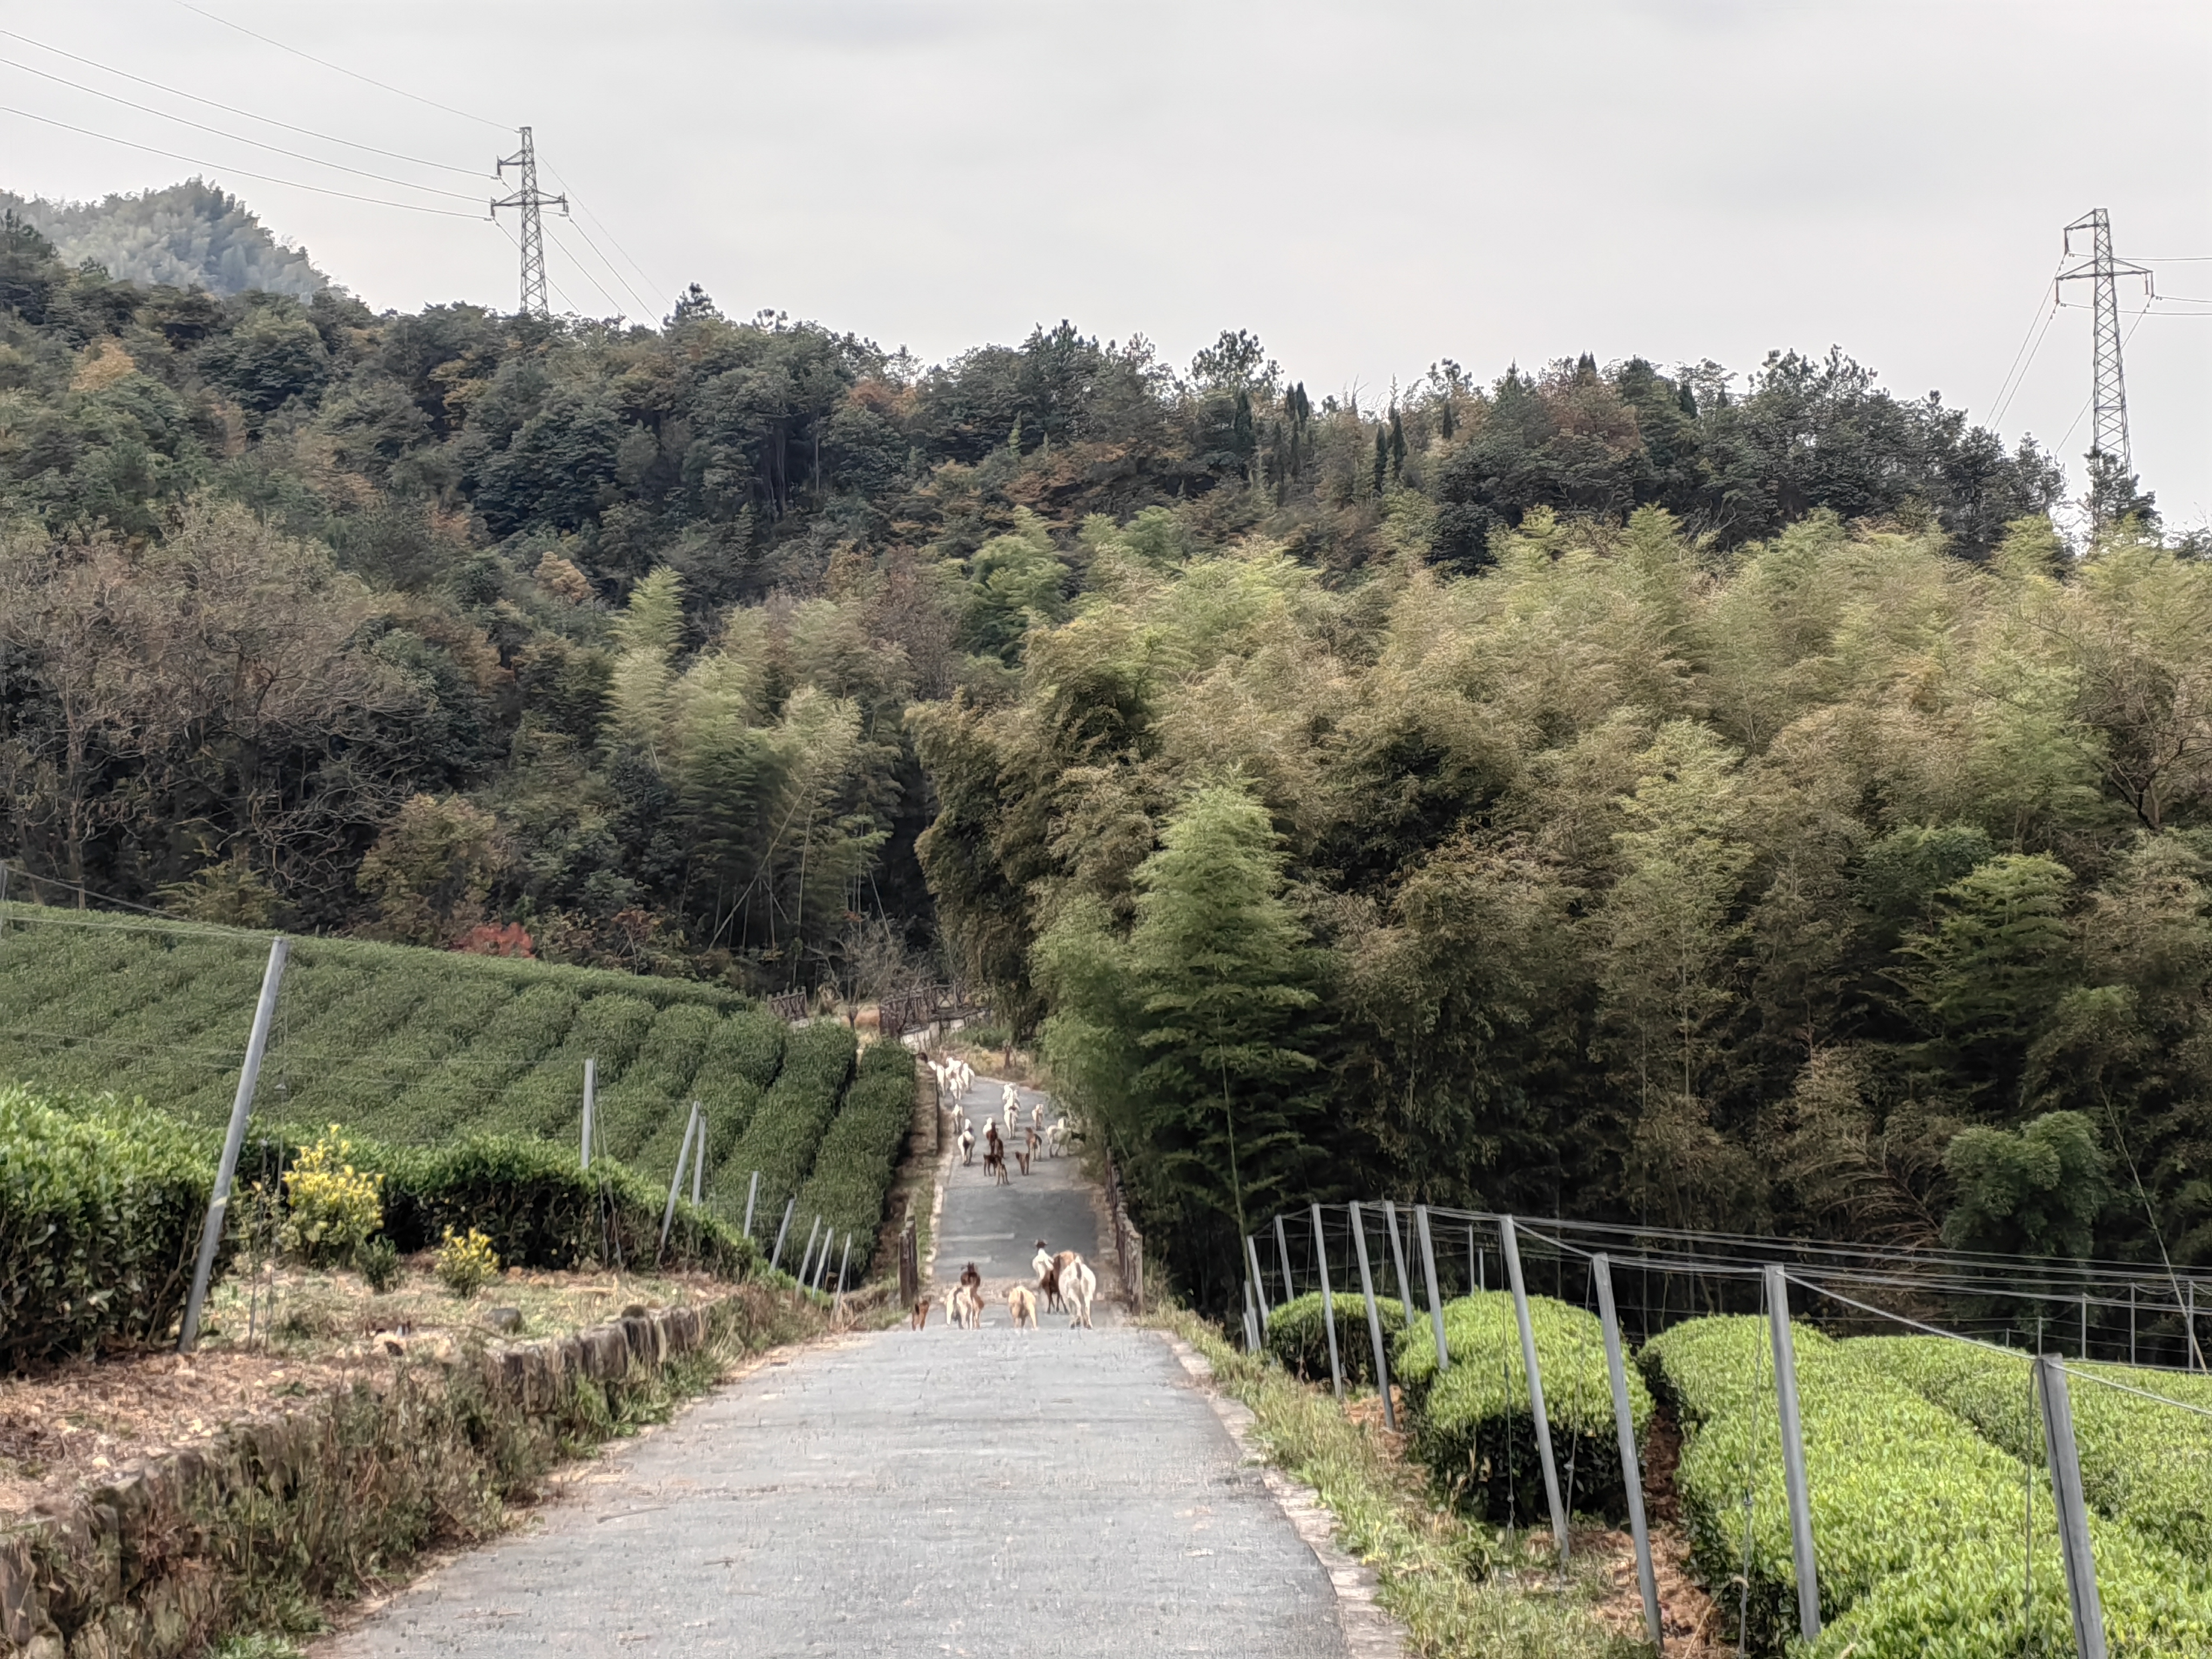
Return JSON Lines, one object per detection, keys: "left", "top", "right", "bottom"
{"left": 915, "top": 1243, "right": 1099, "bottom": 1332}
{"left": 915, "top": 1054, "right": 1096, "bottom": 1333}
{"left": 928, "top": 1058, "right": 1071, "bottom": 1184}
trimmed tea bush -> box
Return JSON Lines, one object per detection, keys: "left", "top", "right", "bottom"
{"left": 724, "top": 1023, "right": 857, "bottom": 1245}
{"left": 1393, "top": 1292, "right": 1651, "bottom": 1524}
{"left": 349, "top": 1132, "right": 757, "bottom": 1278}
{"left": 1264, "top": 1289, "right": 1408, "bottom": 1385}
{"left": 1862, "top": 1334, "right": 2212, "bottom": 1569}
{"left": 1644, "top": 1315, "right": 2212, "bottom": 1656}
{"left": 787, "top": 1042, "right": 917, "bottom": 1277}
{"left": 0, "top": 1084, "right": 224, "bottom": 1367}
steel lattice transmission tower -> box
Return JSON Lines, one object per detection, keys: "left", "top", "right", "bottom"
{"left": 2056, "top": 207, "right": 2153, "bottom": 470}
{"left": 490, "top": 126, "right": 568, "bottom": 318}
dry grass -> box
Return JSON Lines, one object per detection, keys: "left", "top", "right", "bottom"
{"left": 0, "top": 1256, "right": 728, "bottom": 1513}
{"left": 1148, "top": 1304, "right": 1651, "bottom": 1659}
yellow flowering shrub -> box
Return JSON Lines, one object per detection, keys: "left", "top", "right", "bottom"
{"left": 435, "top": 1225, "right": 499, "bottom": 1296}
{"left": 280, "top": 1126, "right": 384, "bottom": 1263}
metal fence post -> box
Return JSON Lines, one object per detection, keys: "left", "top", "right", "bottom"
{"left": 744, "top": 1170, "right": 760, "bottom": 1239}
{"left": 1764, "top": 1265, "right": 1820, "bottom": 1644}
{"left": 1594, "top": 1254, "right": 1661, "bottom": 1649}
{"left": 180, "top": 935, "right": 290, "bottom": 1353}
{"left": 1382, "top": 1199, "right": 1413, "bottom": 1312}
{"left": 1312, "top": 1203, "right": 1343, "bottom": 1399}
{"left": 770, "top": 1198, "right": 795, "bottom": 1271}
{"left": 1414, "top": 1205, "right": 1449, "bottom": 1371}
{"left": 1273, "top": 1213, "right": 1296, "bottom": 1302}
{"left": 2038, "top": 1354, "right": 2109, "bottom": 1659}
{"left": 1348, "top": 1201, "right": 1397, "bottom": 1431}
{"left": 1499, "top": 1215, "right": 1568, "bottom": 1559}
{"left": 659, "top": 1102, "right": 699, "bottom": 1256}
{"left": 1247, "top": 1236, "right": 1272, "bottom": 1326}
{"left": 691, "top": 1101, "right": 705, "bottom": 1205}
{"left": 581, "top": 1056, "right": 596, "bottom": 1170}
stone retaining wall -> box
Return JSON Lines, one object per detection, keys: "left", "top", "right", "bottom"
{"left": 0, "top": 1301, "right": 726, "bottom": 1658}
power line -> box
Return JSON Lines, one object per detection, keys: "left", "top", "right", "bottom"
{"left": 546, "top": 219, "right": 632, "bottom": 319}
{"left": 548, "top": 164, "right": 667, "bottom": 312}
{"left": 0, "top": 26, "right": 487, "bottom": 177}
{"left": 551, "top": 213, "right": 650, "bottom": 319}
{"left": 491, "top": 126, "right": 565, "bottom": 317}
{"left": 0, "top": 102, "right": 483, "bottom": 218}
{"left": 0, "top": 55, "right": 485, "bottom": 203}
{"left": 168, "top": 0, "right": 509, "bottom": 133}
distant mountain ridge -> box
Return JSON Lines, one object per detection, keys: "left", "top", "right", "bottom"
{"left": 0, "top": 178, "right": 329, "bottom": 297}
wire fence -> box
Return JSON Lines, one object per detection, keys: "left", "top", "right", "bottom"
{"left": 1244, "top": 1198, "right": 2212, "bottom": 1656}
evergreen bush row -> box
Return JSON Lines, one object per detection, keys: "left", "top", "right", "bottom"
{"left": 1643, "top": 1314, "right": 2212, "bottom": 1657}
{"left": 786, "top": 1042, "right": 918, "bottom": 1279}
{"left": 723, "top": 1022, "right": 857, "bottom": 1256}
{"left": 1392, "top": 1291, "right": 1652, "bottom": 1526}
{"left": 0, "top": 1084, "right": 225, "bottom": 1367}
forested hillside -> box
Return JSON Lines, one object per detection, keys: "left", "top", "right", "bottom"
{"left": 0, "top": 181, "right": 328, "bottom": 298}
{"left": 4, "top": 190, "right": 2202, "bottom": 1294}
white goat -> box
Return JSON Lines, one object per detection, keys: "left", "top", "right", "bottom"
{"left": 1059, "top": 1256, "right": 1097, "bottom": 1329}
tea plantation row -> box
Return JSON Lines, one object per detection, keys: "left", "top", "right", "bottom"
{"left": 1267, "top": 1292, "right": 2212, "bottom": 1657}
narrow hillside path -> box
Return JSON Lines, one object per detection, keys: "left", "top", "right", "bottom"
{"left": 318, "top": 1077, "right": 1363, "bottom": 1659}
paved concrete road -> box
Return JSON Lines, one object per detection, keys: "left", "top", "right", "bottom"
{"left": 321, "top": 1326, "right": 1351, "bottom": 1658}
{"left": 934, "top": 1075, "right": 1104, "bottom": 1322}
{"left": 319, "top": 1075, "right": 1353, "bottom": 1658}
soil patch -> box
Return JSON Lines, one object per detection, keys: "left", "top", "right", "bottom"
{"left": 0, "top": 1258, "right": 726, "bottom": 1514}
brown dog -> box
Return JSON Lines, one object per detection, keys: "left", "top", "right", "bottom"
{"left": 911, "top": 1296, "right": 932, "bottom": 1330}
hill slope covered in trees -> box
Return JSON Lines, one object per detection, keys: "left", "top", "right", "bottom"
{"left": 4, "top": 197, "right": 2203, "bottom": 1298}
{"left": 1, "top": 180, "right": 328, "bottom": 298}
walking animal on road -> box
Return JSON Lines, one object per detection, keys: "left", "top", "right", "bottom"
{"left": 911, "top": 1296, "right": 932, "bottom": 1330}
{"left": 959, "top": 1122, "right": 975, "bottom": 1165}
{"left": 951, "top": 1283, "right": 981, "bottom": 1330}
{"left": 1058, "top": 1254, "right": 1097, "bottom": 1328}
{"left": 1008, "top": 1285, "right": 1037, "bottom": 1328}
{"left": 1033, "top": 1242, "right": 1064, "bottom": 1313}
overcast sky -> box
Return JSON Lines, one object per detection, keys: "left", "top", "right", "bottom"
{"left": 5, "top": 1, "right": 2209, "bottom": 522}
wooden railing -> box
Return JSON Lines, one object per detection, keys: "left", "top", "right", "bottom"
{"left": 876, "top": 981, "right": 987, "bottom": 1038}
{"left": 1101, "top": 1149, "right": 1145, "bottom": 1315}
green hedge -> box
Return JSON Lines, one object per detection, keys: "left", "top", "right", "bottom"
{"left": 1392, "top": 1292, "right": 1651, "bottom": 1525}
{"left": 0, "top": 1085, "right": 226, "bottom": 1367}
{"left": 1644, "top": 1315, "right": 2212, "bottom": 1656}
{"left": 787, "top": 1043, "right": 916, "bottom": 1283}
{"left": 1860, "top": 1335, "right": 2212, "bottom": 1570}
{"left": 345, "top": 1131, "right": 757, "bottom": 1279}
{"left": 1264, "top": 1289, "right": 1408, "bottom": 1385}
{"left": 723, "top": 1023, "right": 855, "bottom": 1257}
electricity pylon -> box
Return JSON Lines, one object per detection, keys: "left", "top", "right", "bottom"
{"left": 491, "top": 126, "right": 567, "bottom": 318}
{"left": 2056, "top": 208, "right": 2153, "bottom": 470}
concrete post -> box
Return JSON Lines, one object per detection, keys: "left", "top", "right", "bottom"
{"left": 581, "top": 1057, "right": 596, "bottom": 1170}
{"left": 744, "top": 1170, "right": 760, "bottom": 1239}
{"left": 1499, "top": 1215, "right": 1568, "bottom": 1559}
{"left": 1247, "top": 1235, "right": 1271, "bottom": 1326}
{"left": 1764, "top": 1265, "right": 1820, "bottom": 1645}
{"left": 1312, "top": 1203, "right": 1343, "bottom": 1399}
{"left": 1348, "top": 1202, "right": 1397, "bottom": 1431}
{"left": 770, "top": 1197, "right": 795, "bottom": 1271}
{"left": 2038, "top": 1354, "right": 2108, "bottom": 1659}
{"left": 1594, "top": 1255, "right": 1661, "bottom": 1649}
{"left": 1274, "top": 1213, "right": 1296, "bottom": 1303}
{"left": 181, "top": 936, "right": 289, "bottom": 1353}
{"left": 1414, "top": 1204, "right": 1449, "bottom": 1371}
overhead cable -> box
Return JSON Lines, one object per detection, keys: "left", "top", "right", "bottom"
{"left": 0, "top": 26, "right": 487, "bottom": 176}
{"left": 0, "top": 55, "right": 485, "bottom": 201}
{"left": 0, "top": 102, "right": 483, "bottom": 218}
